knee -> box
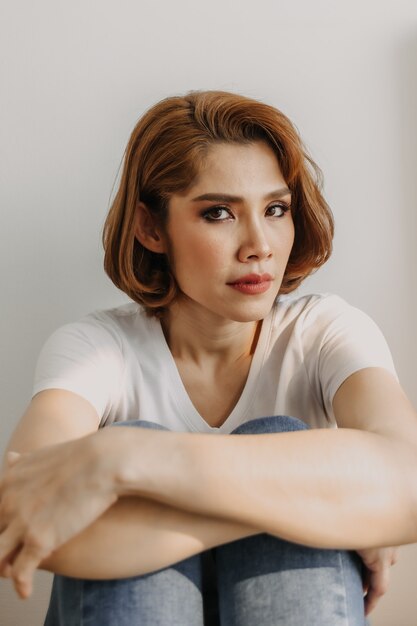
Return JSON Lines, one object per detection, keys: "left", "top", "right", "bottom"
{"left": 231, "top": 415, "right": 310, "bottom": 435}
{"left": 111, "top": 419, "right": 171, "bottom": 432}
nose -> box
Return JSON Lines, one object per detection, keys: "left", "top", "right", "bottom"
{"left": 237, "top": 219, "right": 272, "bottom": 263}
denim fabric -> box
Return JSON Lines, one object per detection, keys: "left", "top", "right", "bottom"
{"left": 44, "top": 416, "right": 368, "bottom": 625}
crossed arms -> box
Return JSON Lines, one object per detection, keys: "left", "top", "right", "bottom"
{"left": 1, "top": 368, "right": 416, "bottom": 606}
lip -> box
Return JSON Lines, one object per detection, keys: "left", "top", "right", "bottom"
{"left": 227, "top": 273, "right": 274, "bottom": 295}
{"left": 228, "top": 273, "right": 273, "bottom": 285}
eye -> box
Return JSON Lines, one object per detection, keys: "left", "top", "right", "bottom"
{"left": 202, "top": 206, "right": 233, "bottom": 222}
{"left": 265, "top": 202, "right": 291, "bottom": 218}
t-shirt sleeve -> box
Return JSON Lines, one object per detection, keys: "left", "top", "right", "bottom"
{"left": 303, "top": 295, "right": 398, "bottom": 421}
{"left": 32, "top": 316, "right": 125, "bottom": 421}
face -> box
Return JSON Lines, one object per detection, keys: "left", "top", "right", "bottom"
{"left": 164, "top": 141, "right": 295, "bottom": 323}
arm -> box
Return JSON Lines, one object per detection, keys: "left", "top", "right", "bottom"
{"left": 41, "top": 496, "right": 258, "bottom": 580}
{"left": 1, "top": 390, "right": 257, "bottom": 594}
{"left": 3, "top": 369, "right": 417, "bottom": 594}
{"left": 112, "top": 368, "right": 417, "bottom": 550}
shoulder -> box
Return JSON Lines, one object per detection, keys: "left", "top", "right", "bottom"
{"left": 272, "top": 292, "right": 398, "bottom": 419}
{"left": 271, "top": 291, "right": 396, "bottom": 374}
{"left": 34, "top": 301, "right": 151, "bottom": 382}
{"left": 272, "top": 292, "right": 356, "bottom": 330}
{"left": 273, "top": 292, "right": 376, "bottom": 332}
{"left": 33, "top": 302, "right": 147, "bottom": 421}
{"left": 41, "top": 301, "right": 145, "bottom": 354}
{"left": 274, "top": 291, "right": 353, "bottom": 315}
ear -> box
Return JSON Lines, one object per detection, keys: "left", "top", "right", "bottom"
{"left": 134, "top": 202, "right": 167, "bottom": 254}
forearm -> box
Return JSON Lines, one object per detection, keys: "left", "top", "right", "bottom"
{"left": 40, "top": 495, "right": 259, "bottom": 579}
{"left": 110, "top": 427, "right": 417, "bottom": 550}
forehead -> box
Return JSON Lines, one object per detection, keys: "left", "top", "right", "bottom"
{"left": 180, "top": 141, "right": 287, "bottom": 198}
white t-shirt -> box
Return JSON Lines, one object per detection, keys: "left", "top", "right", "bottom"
{"left": 32, "top": 293, "right": 398, "bottom": 433}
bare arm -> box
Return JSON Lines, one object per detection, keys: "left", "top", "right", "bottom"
{"left": 1, "top": 389, "right": 257, "bottom": 589}
{"left": 41, "top": 496, "right": 258, "bottom": 579}
{"left": 112, "top": 368, "right": 417, "bottom": 550}
{"left": 3, "top": 369, "right": 417, "bottom": 596}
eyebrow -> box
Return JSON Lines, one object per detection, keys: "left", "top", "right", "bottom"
{"left": 191, "top": 187, "right": 291, "bottom": 203}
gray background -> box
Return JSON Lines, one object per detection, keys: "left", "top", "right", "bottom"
{"left": 1, "top": 1, "right": 416, "bottom": 624}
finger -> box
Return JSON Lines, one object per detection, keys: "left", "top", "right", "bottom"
{"left": 11, "top": 535, "right": 52, "bottom": 599}
{"left": 2, "top": 563, "right": 12, "bottom": 578}
{"left": 0, "top": 544, "right": 21, "bottom": 577}
{"left": 11, "top": 553, "right": 37, "bottom": 599}
{"left": 364, "top": 568, "right": 391, "bottom": 616}
{"left": 361, "top": 567, "right": 370, "bottom": 594}
{"left": 364, "top": 587, "right": 379, "bottom": 616}
{"left": 0, "top": 525, "right": 21, "bottom": 564}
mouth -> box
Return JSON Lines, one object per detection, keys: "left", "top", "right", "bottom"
{"left": 228, "top": 273, "right": 273, "bottom": 285}
{"left": 227, "top": 274, "right": 273, "bottom": 295}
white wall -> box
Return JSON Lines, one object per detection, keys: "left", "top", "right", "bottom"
{"left": 1, "top": 1, "right": 416, "bottom": 624}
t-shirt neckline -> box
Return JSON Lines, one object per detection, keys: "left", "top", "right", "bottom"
{"left": 149, "top": 306, "right": 276, "bottom": 433}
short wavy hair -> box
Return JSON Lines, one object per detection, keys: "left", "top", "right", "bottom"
{"left": 103, "top": 90, "right": 334, "bottom": 317}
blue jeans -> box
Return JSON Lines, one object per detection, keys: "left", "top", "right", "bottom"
{"left": 44, "top": 416, "right": 368, "bottom": 625}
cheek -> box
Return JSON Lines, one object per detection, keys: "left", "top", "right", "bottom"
{"left": 176, "top": 231, "right": 227, "bottom": 269}
{"left": 281, "top": 219, "right": 295, "bottom": 252}
{"left": 287, "top": 226, "right": 296, "bottom": 250}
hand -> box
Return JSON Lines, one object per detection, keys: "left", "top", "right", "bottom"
{"left": 356, "top": 546, "right": 399, "bottom": 615}
{"left": 0, "top": 432, "right": 118, "bottom": 599}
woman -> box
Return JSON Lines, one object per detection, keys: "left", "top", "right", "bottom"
{"left": 1, "top": 90, "right": 416, "bottom": 625}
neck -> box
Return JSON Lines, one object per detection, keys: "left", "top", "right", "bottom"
{"left": 160, "top": 299, "right": 263, "bottom": 366}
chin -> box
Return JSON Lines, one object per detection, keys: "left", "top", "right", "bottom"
{"left": 177, "top": 292, "right": 276, "bottom": 323}
{"left": 220, "top": 301, "right": 275, "bottom": 323}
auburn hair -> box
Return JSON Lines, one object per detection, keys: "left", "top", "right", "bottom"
{"left": 103, "top": 90, "right": 334, "bottom": 317}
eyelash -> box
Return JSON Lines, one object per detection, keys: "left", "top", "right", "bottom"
{"left": 201, "top": 202, "right": 291, "bottom": 222}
